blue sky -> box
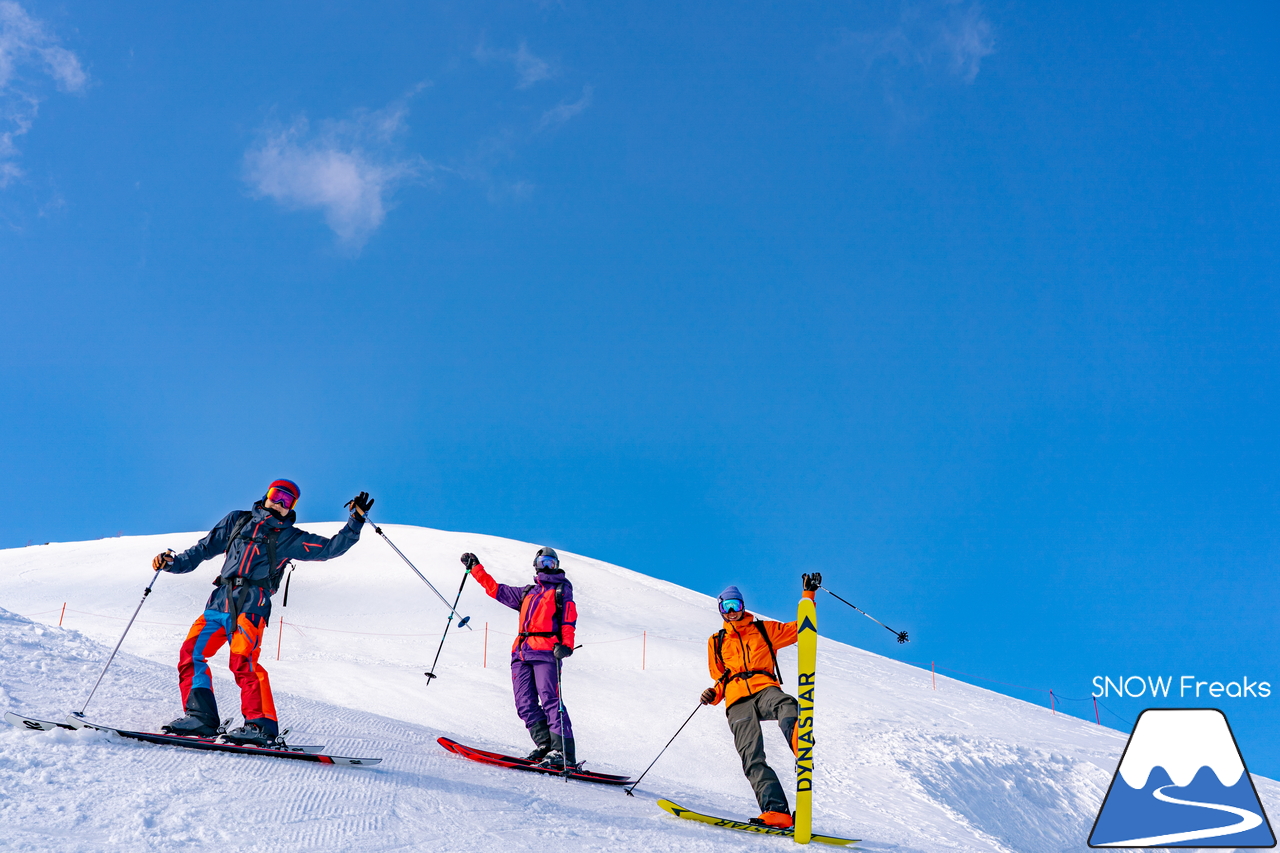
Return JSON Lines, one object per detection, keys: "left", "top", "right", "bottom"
{"left": 3, "top": 1, "right": 1278, "bottom": 776}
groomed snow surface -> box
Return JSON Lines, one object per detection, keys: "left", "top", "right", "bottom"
{"left": 1, "top": 525, "right": 1274, "bottom": 852}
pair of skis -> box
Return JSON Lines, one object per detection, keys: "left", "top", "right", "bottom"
{"left": 3, "top": 711, "right": 381, "bottom": 766}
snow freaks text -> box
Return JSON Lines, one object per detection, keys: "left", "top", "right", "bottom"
{"left": 1092, "top": 675, "right": 1272, "bottom": 699}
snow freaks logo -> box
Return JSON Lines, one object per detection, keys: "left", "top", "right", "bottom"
{"left": 1088, "top": 708, "right": 1276, "bottom": 848}
{"left": 1093, "top": 675, "right": 1271, "bottom": 700}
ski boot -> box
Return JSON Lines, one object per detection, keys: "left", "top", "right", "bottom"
{"left": 524, "top": 721, "right": 554, "bottom": 762}
{"left": 537, "top": 736, "right": 578, "bottom": 773}
{"left": 750, "top": 811, "right": 794, "bottom": 829}
{"left": 162, "top": 714, "right": 219, "bottom": 738}
{"left": 222, "top": 720, "right": 275, "bottom": 747}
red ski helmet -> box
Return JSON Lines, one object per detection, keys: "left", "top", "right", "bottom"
{"left": 265, "top": 479, "right": 300, "bottom": 509}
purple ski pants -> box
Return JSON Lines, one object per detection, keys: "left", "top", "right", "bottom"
{"left": 511, "top": 657, "right": 573, "bottom": 738}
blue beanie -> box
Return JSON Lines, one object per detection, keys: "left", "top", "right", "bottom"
{"left": 718, "top": 585, "right": 744, "bottom": 607}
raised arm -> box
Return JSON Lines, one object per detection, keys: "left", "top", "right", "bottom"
{"left": 281, "top": 511, "right": 365, "bottom": 562}
{"left": 462, "top": 554, "right": 527, "bottom": 611}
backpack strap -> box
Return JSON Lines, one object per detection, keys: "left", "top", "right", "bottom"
{"left": 516, "top": 584, "right": 567, "bottom": 643}
{"left": 554, "top": 584, "right": 565, "bottom": 639}
{"left": 713, "top": 628, "right": 729, "bottom": 683}
{"left": 754, "top": 619, "right": 783, "bottom": 686}
{"left": 714, "top": 621, "right": 783, "bottom": 686}
{"left": 220, "top": 511, "right": 288, "bottom": 595}
{"left": 222, "top": 511, "right": 253, "bottom": 556}
{"left": 265, "top": 527, "right": 288, "bottom": 594}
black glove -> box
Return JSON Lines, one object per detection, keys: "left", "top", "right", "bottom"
{"left": 553, "top": 643, "right": 574, "bottom": 660}
{"left": 346, "top": 492, "right": 374, "bottom": 516}
{"left": 461, "top": 553, "right": 480, "bottom": 571}
{"left": 151, "top": 551, "right": 175, "bottom": 571}
{"left": 803, "top": 572, "right": 822, "bottom": 592}
{"left": 700, "top": 687, "right": 717, "bottom": 705}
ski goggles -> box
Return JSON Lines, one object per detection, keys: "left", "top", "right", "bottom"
{"left": 718, "top": 598, "right": 745, "bottom": 614}
{"left": 534, "top": 555, "right": 560, "bottom": 570}
{"left": 265, "top": 486, "right": 298, "bottom": 510}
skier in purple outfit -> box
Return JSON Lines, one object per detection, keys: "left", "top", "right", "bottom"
{"left": 462, "top": 547, "right": 579, "bottom": 768}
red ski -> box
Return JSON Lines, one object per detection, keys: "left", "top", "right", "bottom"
{"left": 437, "top": 737, "right": 632, "bottom": 786}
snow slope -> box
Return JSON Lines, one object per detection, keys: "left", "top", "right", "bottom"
{"left": 1, "top": 525, "right": 1275, "bottom": 852}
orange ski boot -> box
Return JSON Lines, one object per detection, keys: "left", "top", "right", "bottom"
{"left": 751, "top": 811, "right": 794, "bottom": 829}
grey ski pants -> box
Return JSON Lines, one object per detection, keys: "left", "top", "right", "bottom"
{"left": 725, "top": 685, "right": 799, "bottom": 814}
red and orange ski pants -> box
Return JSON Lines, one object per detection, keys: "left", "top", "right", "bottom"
{"left": 178, "top": 608, "right": 277, "bottom": 724}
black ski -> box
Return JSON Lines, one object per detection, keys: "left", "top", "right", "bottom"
{"left": 4, "top": 711, "right": 76, "bottom": 731}
{"left": 60, "top": 715, "right": 380, "bottom": 766}
{"left": 5, "top": 710, "right": 328, "bottom": 754}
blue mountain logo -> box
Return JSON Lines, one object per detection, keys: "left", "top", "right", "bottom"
{"left": 1089, "top": 708, "right": 1275, "bottom": 848}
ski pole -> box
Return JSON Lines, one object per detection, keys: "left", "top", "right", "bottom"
{"left": 424, "top": 570, "right": 471, "bottom": 684}
{"left": 365, "top": 516, "right": 472, "bottom": 628}
{"left": 556, "top": 657, "right": 569, "bottom": 778}
{"left": 551, "top": 645, "right": 582, "bottom": 775}
{"left": 822, "top": 587, "right": 909, "bottom": 643}
{"left": 73, "top": 562, "right": 166, "bottom": 718}
{"left": 624, "top": 702, "right": 702, "bottom": 796}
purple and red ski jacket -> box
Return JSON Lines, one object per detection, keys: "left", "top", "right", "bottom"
{"left": 470, "top": 563, "right": 577, "bottom": 662}
{"left": 166, "top": 502, "right": 364, "bottom": 619}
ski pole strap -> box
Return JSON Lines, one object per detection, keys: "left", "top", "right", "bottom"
{"left": 281, "top": 564, "right": 296, "bottom": 608}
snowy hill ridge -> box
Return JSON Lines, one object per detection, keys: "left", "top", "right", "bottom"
{"left": 1, "top": 526, "right": 1275, "bottom": 853}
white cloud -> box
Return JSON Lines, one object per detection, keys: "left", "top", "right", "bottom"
{"left": 0, "top": 1, "right": 87, "bottom": 187}
{"left": 938, "top": 2, "right": 994, "bottom": 83}
{"left": 538, "top": 85, "right": 592, "bottom": 131}
{"left": 842, "top": 0, "right": 995, "bottom": 85}
{"left": 243, "top": 97, "right": 428, "bottom": 248}
{"left": 474, "top": 39, "right": 553, "bottom": 90}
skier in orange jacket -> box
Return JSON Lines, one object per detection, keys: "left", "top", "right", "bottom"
{"left": 700, "top": 573, "right": 821, "bottom": 829}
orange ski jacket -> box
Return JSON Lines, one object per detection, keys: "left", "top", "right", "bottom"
{"left": 705, "top": 590, "right": 815, "bottom": 708}
{"left": 470, "top": 563, "right": 577, "bottom": 659}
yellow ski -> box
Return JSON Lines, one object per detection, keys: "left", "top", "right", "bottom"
{"left": 795, "top": 595, "right": 818, "bottom": 843}
{"left": 657, "top": 799, "right": 859, "bottom": 847}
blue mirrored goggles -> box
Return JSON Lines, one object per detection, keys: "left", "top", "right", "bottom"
{"left": 534, "top": 555, "right": 560, "bottom": 570}
{"left": 718, "top": 598, "right": 745, "bottom": 614}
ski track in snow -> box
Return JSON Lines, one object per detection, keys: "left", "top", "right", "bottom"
{"left": 0, "top": 528, "right": 1275, "bottom": 853}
